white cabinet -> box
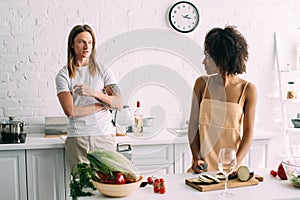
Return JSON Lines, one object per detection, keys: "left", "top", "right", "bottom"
{"left": 245, "top": 136, "right": 273, "bottom": 168}
{"left": 27, "top": 148, "right": 66, "bottom": 200}
{"left": 174, "top": 143, "right": 192, "bottom": 174}
{"left": 130, "top": 143, "right": 193, "bottom": 175}
{"left": 131, "top": 144, "right": 174, "bottom": 175}
{"left": 0, "top": 150, "right": 27, "bottom": 200}
{"left": 128, "top": 136, "right": 272, "bottom": 175}
{"left": 0, "top": 148, "right": 65, "bottom": 200}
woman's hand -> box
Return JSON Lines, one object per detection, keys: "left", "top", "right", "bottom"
{"left": 73, "top": 84, "right": 95, "bottom": 97}
{"left": 191, "top": 159, "right": 206, "bottom": 174}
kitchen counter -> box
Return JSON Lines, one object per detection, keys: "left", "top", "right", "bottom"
{"left": 0, "top": 136, "right": 65, "bottom": 150}
{"left": 79, "top": 169, "right": 300, "bottom": 200}
{"left": 0, "top": 128, "right": 275, "bottom": 151}
{"left": 0, "top": 129, "right": 187, "bottom": 151}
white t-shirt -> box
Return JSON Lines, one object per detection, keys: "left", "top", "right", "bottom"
{"left": 55, "top": 66, "right": 117, "bottom": 137}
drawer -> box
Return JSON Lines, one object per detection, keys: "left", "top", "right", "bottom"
{"left": 131, "top": 144, "right": 173, "bottom": 164}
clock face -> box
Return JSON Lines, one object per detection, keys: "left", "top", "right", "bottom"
{"left": 168, "top": 1, "right": 200, "bottom": 33}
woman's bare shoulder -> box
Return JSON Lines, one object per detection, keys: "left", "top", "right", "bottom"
{"left": 195, "top": 76, "right": 209, "bottom": 86}
{"left": 245, "top": 81, "right": 257, "bottom": 98}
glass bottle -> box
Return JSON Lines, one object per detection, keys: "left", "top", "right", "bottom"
{"left": 134, "top": 101, "right": 143, "bottom": 136}
{"left": 287, "top": 81, "right": 296, "bottom": 99}
{"left": 115, "top": 105, "right": 133, "bottom": 135}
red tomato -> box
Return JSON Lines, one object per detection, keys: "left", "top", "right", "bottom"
{"left": 153, "top": 178, "right": 160, "bottom": 193}
{"left": 159, "top": 178, "right": 166, "bottom": 194}
{"left": 104, "top": 172, "right": 125, "bottom": 184}
{"left": 270, "top": 170, "right": 277, "bottom": 177}
{"left": 147, "top": 176, "right": 153, "bottom": 184}
{"left": 114, "top": 172, "right": 126, "bottom": 184}
{"left": 159, "top": 188, "right": 166, "bottom": 194}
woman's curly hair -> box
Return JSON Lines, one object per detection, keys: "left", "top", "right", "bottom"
{"left": 204, "top": 25, "right": 248, "bottom": 75}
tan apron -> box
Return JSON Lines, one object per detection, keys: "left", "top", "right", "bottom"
{"left": 199, "top": 79, "right": 248, "bottom": 171}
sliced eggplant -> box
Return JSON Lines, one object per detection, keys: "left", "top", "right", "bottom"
{"left": 215, "top": 173, "right": 226, "bottom": 180}
{"left": 203, "top": 174, "right": 220, "bottom": 183}
{"left": 198, "top": 174, "right": 214, "bottom": 184}
{"left": 191, "top": 177, "right": 203, "bottom": 184}
{"left": 216, "top": 172, "right": 237, "bottom": 180}
{"left": 229, "top": 171, "right": 238, "bottom": 180}
{"left": 237, "top": 166, "right": 254, "bottom": 182}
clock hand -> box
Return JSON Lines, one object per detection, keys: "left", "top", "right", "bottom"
{"left": 182, "top": 14, "right": 191, "bottom": 19}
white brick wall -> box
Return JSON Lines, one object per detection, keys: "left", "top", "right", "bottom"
{"left": 1, "top": 0, "right": 300, "bottom": 167}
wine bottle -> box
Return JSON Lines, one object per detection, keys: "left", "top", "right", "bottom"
{"left": 134, "top": 101, "right": 143, "bottom": 136}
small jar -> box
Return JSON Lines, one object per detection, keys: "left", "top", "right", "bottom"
{"left": 287, "top": 81, "right": 296, "bottom": 99}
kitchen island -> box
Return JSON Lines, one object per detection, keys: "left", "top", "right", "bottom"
{"left": 79, "top": 169, "right": 300, "bottom": 200}
{"left": 0, "top": 129, "right": 275, "bottom": 200}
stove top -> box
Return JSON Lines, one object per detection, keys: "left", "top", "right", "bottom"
{"left": 0, "top": 132, "right": 27, "bottom": 144}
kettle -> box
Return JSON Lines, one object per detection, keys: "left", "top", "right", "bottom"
{"left": 111, "top": 105, "right": 133, "bottom": 133}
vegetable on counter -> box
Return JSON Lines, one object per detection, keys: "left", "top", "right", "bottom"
{"left": 70, "top": 163, "right": 97, "bottom": 200}
{"left": 159, "top": 178, "right": 166, "bottom": 194}
{"left": 103, "top": 171, "right": 126, "bottom": 184}
{"left": 237, "top": 166, "right": 254, "bottom": 182}
{"left": 191, "top": 174, "right": 221, "bottom": 185}
{"left": 141, "top": 176, "right": 166, "bottom": 194}
{"left": 153, "top": 177, "right": 166, "bottom": 194}
{"left": 87, "top": 149, "right": 140, "bottom": 183}
{"left": 291, "top": 174, "right": 300, "bottom": 187}
{"left": 154, "top": 178, "right": 160, "bottom": 193}
{"left": 269, "top": 162, "right": 288, "bottom": 180}
{"left": 270, "top": 170, "right": 277, "bottom": 177}
{"left": 147, "top": 176, "right": 154, "bottom": 184}
{"left": 70, "top": 149, "right": 141, "bottom": 200}
{"left": 277, "top": 163, "right": 288, "bottom": 180}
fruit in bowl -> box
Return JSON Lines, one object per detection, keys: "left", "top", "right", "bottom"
{"left": 282, "top": 157, "right": 300, "bottom": 188}
{"left": 93, "top": 176, "right": 143, "bottom": 197}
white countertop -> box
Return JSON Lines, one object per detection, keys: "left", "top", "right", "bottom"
{"left": 0, "top": 129, "right": 275, "bottom": 151}
{"left": 0, "top": 129, "right": 189, "bottom": 151}
{"left": 78, "top": 169, "right": 300, "bottom": 200}
{"left": 0, "top": 136, "right": 65, "bottom": 150}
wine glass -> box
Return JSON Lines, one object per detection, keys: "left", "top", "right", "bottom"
{"left": 218, "top": 148, "right": 237, "bottom": 198}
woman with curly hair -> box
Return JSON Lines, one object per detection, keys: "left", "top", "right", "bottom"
{"left": 188, "top": 25, "right": 257, "bottom": 172}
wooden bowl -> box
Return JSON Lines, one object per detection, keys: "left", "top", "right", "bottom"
{"left": 93, "top": 176, "right": 143, "bottom": 197}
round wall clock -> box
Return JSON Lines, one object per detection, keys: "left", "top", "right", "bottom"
{"left": 168, "top": 1, "right": 200, "bottom": 33}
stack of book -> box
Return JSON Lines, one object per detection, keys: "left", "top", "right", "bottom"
{"left": 45, "top": 116, "right": 68, "bottom": 138}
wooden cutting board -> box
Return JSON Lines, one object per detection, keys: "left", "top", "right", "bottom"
{"left": 185, "top": 174, "right": 263, "bottom": 192}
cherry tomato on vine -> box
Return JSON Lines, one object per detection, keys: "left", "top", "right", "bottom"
{"left": 147, "top": 176, "right": 153, "bottom": 184}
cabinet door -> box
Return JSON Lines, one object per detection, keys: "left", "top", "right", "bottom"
{"left": 27, "top": 148, "right": 65, "bottom": 200}
{"left": 131, "top": 144, "right": 174, "bottom": 174}
{"left": 174, "top": 143, "right": 192, "bottom": 174}
{"left": 0, "top": 150, "right": 27, "bottom": 200}
{"left": 246, "top": 139, "right": 269, "bottom": 168}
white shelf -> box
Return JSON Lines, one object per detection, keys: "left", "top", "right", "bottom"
{"left": 283, "top": 99, "right": 300, "bottom": 103}
{"left": 280, "top": 69, "right": 300, "bottom": 73}
{"left": 287, "top": 127, "right": 300, "bottom": 133}
{"left": 275, "top": 32, "right": 300, "bottom": 157}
